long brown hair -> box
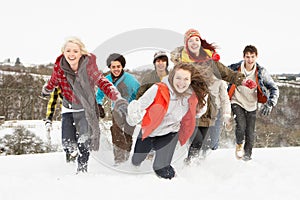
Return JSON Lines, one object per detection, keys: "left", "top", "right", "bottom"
{"left": 187, "top": 39, "right": 218, "bottom": 62}
{"left": 184, "top": 29, "right": 218, "bottom": 62}
{"left": 168, "top": 63, "right": 208, "bottom": 109}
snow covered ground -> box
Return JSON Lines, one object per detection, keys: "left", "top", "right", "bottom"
{"left": 0, "top": 120, "right": 299, "bottom": 200}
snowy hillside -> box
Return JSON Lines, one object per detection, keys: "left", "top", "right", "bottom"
{"left": 0, "top": 120, "right": 62, "bottom": 146}
{"left": 1, "top": 147, "right": 299, "bottom": 200}
{"left": 0, "top": 120, "right": 299, "bottom": 200}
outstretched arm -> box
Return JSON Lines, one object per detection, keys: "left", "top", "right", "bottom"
{"left": 214, "top": 61, "right": 245, "bottom": 85}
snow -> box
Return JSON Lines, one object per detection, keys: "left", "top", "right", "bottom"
{"left": 276, "top": 81, "right": 300, "bottom": 88}
{"left": 0, "top": 120, "right": 299, "bottom": 200}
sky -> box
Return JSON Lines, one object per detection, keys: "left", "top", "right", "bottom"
{"left": 0, "top": 0, "right": 299, "bottom": 74}
{"left": 0, "top": 120, "right": 299, "bottom": 200}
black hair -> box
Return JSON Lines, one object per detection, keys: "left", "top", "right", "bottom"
{"left": 106, "top": 53, "right": 126, "bottom": 68}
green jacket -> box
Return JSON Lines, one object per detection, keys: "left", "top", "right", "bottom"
{"left": 136, "top": 70, "right": 168, "bottom": 100}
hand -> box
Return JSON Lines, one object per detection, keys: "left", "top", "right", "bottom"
{"left": 126, "top": 100, "right": 145, "bottom": 126}
{"left": 260, "top": 102, "right": 273, "bottom": 116}
{"left": 112, "top": 98, "right": 128, "bottom": 128}
{"left": 41, "top": 84, "right": 51, "bottom": 97}
{"left": 242, "top": 79, "right": 257, "bottom": 89}
{"left": 212, "top": 52, "right": 220, "bottom": 61}
{"left": 223, "top": 114, "right": 233, "bottom": 132}
{"left": 97, "top": 104, "right": 105, "bottom": 118}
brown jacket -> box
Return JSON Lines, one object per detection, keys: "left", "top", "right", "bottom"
{"left": 171, "top": 46, "right": 245, "bottom": 126}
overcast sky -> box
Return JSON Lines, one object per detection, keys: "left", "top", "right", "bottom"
{"left": 0, "top": 0, "right": 298, "bottom": 74}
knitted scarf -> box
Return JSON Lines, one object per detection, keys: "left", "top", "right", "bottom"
{"left": 61, "top": 55, "right": 101, "bottom": 151}
{"left": 181, "top": 48, "right": 213, "bottom": 63}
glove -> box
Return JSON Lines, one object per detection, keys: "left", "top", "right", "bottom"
{"left": 97, "top": 104, "right": 105, "bottom": 118}
{"left": 212, "top": 52, "right": 220, "bottom": 61}
{"left": 126, "top": 100, "right": 145, "bottom": 126}
{"left": 41, "top": 84, "right": 51, "bottom": 97}
{"left": 112, "top": 98, "right": 128, "bottom": 129}
{"left": 260, "top": 101, "right": 273, "bottom": 116}
{"left": 223, "top": 114, "right": 233, "bottom": 132}
{"left": 242, "top": 79, "right": 257, "bottom": 89}
{"left": 45, "top": 119, "right": 52, "bottom": 130}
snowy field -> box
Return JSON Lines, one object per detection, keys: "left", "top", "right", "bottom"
{"left": 0, "top": 120, "right": 299, "bottom": 200}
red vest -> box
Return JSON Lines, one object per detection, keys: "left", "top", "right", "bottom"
{"left": 141, "top": 82, "right": 198, "bottom": 145}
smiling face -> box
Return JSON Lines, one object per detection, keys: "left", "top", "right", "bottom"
{"left": 243, "top": 52, "right": 257, "bottom": 69}
{"left": 63, "top": 42, "right": 82, "bottom": 71}
{"left": 187, "top": 36, "right": 201, "bottom": 56}
{"left": 155, "top": 58, "right": 167, "bottom": 73}
{"left": 173, "top": 68, "right": 191, "bottom": 93}
{"left": 109, "top": 60, "right": 123, "bottom": 77}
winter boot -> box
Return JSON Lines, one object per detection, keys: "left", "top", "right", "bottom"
{"left": 184, "top": 146, "right": 200, "bottom": 164}
{"left": 77, "top": 163, "right": 88, "bottom": 174}
{"left": 154, "top": 165, "right": 176, "bottom": 179}
{"left": 199, "top": 144, "right": 211, "bottom": 159}
{"left": 242, "top": 150, "right": 252, "bottom": 161}
{"left": 113, "top": 146, "right": 129, "bottom": 166}
{"left": 242, "top": 155, "right": 252, "bottom": 161}
{"left": 200, "top": 148, "right": 211, "bottom": 160}
{"left": 235, "top": 144, "right": 244, "bottom": 160}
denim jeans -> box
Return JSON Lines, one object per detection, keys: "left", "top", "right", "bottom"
{"left": 231, "top": 104, "right": 256, "bottom": 156}
{"left": 62, "top": 111, "right": 90, "bottom": 166}
{"left": 189, "top": 126, "right": 209, "bottom": 149}
{"left": 208, "top": 110, "right": 222, "bottom": 150}
{"left": 132, "top": 131, "right": 178, "bottom": 171}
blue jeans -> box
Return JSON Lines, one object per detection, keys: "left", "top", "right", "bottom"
{"left": 231, "top": 104, "right": 256, "bottom": 157}
{"left": 132, "top": 131, "right": 178, "bottom": 171}
{"left": 62, "top": 112, "right": 90, "bottom": 166}
{"left": 208, "top": 110, "right": 223, "bottom": 150}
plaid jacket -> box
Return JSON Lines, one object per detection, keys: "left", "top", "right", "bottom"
{"left": 45, "top": 54, "right": 119, "bottom": 105}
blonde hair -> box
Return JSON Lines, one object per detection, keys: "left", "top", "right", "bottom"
{"left": 61, "top": 36, "right": 90, "bottom": 56}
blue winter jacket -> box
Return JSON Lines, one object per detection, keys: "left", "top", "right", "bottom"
{"left": 96, "top": 72, "right": 140, "bottom": 108}
{"left": 228, "top": 61, "right": 279, "bottom": 106}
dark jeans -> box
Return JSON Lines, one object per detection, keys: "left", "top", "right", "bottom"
{"left": 231, "top": 103, "right": 256, "bottom": 156}
{"left": 132, "top": 131, "right": 178, "bottom": 171}
{"left": 62, "top": 112, "right": 90, "bottom": 166}
{"left": 190, "top": 126, "right": 209, "bottom": 149}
